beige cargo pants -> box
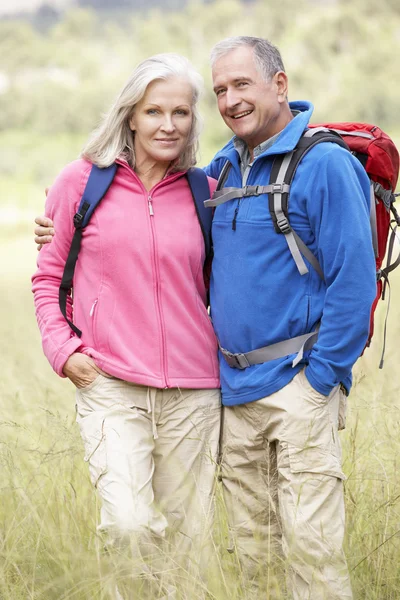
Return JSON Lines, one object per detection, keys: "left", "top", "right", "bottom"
{"left": 75, "top": 374, "right": 220, "bottom": 597}
{"left": 220, "top": 368, "right": 352, "bottom": 600}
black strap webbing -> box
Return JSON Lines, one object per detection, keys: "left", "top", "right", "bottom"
{"left": 59, "top": 228, "right": 84, "bottom": 337}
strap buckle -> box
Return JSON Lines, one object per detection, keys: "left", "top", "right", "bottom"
{"left": 271, "top": 183, "right": 286, "bottom": 194}
{"left": 73, "top": 212, "right": 84, "bottom": 228}
{"left": 73, "top": 200, "right": 90, "bottom": 229}
{"left": 221, "top": 348, "right": 250, "bottom": 370}
{"left": 243, "top": 185, "right": 263, "bottom": 197}
{"left": 276, "top": 216, "right": 291, "bottom": 234}
{"left": 374, "top": 182, "right": 394, "bottom": 210}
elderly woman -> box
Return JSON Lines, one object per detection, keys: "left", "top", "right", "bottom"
{"left": 32, "top": 53, "right": 220, "bottom": 599}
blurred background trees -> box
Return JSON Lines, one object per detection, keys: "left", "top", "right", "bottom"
{"left": 0, "top": 0, "right": 399, "bottom": 220}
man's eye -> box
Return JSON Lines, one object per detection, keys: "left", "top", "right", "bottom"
{"left": 216, "top": 89, "right": 225, "bottom": 97}
{"left": 237, "top": 81, "right": 248, "bottom": 87}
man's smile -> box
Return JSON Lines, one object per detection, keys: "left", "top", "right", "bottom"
{"left": 231, "top": 110, "right": 253, "bottom": 119}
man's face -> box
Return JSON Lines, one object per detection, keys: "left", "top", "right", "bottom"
{"left": 212, "top": 45, "right": 289, "bottom": 152}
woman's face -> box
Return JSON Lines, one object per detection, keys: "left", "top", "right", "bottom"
{"left": 129, "top": 76, "right": 194, "bottom": 170}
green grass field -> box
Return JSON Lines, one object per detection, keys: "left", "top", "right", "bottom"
{"left": 1, "top": 227, "right": 400, "bottom": 599}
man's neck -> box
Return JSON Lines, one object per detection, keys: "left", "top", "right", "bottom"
{"left": 246, "top": 106, "right": 296, "bottom": 160}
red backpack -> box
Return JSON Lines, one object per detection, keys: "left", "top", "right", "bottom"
{"left": 309, "top": 123, "right": 400, "bottom": 364}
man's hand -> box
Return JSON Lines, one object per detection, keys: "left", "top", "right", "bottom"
{"left": 35, "top": 215, "right": 55, "bottom": 250}
{"left": 63, "top": 353, "right": 102, "bottom": 389}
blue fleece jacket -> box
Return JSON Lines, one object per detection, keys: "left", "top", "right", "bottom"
{"left": 204, "top": 101, "right": 377, "bottom": 406}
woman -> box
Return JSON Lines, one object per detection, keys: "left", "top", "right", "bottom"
{"left": 32, "top": 53, "right": 220, "bottom": 598}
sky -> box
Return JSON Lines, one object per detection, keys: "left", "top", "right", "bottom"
{"left": 0, "top": 0, "right": 72, "bottom": 16}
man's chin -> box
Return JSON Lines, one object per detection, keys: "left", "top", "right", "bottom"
{"left": 228, "top": 123, "right": 247, "bottom": 137}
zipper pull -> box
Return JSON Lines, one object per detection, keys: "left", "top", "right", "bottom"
{"left": 232, "top": 201, "right": 241, "bottom": 231}
{"left": 89, "top": 299, "right": 98, "bottom": 317}
{"left": 148, "top": 196, "right": 154, "bottom": 216}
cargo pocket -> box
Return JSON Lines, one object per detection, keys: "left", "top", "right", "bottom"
{"left": 296, "top": 368, "right": 330, "bottom": 403}
{"left": 338, "top": 389, "right": 347, "bottom": 431}
{"left": 288, "top": 443, "right": 346, "bottom": 480}
{"left": 76, "top": 412, "right": 108, "bottom": 489}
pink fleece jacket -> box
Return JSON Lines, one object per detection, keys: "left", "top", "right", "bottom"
{"left": 32, "top": 158, "right": 220, "bottom": 389}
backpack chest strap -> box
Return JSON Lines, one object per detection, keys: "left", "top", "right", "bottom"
{"left": 204, "top": 183, "right": 290, "bottom": 207}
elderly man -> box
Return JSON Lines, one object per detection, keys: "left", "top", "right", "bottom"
{"left": 34, "top": 36, "right": 376, "bottom": 599}
{"left": 203, "top": 36, "right": 376, "bottom": 599}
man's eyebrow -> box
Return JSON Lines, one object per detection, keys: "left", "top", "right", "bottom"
{"left": 213, "top": 77, "right": 252, "bottom": 92}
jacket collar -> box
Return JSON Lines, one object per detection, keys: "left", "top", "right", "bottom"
{"left": 214, "top": 100, "right": 314, "bottom": 164}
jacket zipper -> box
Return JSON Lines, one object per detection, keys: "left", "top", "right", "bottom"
{"left": 232, "top": 199, "right": 242, "bottom": 231}
{"left": 89, "top": 299, "right": 98, "bottom": 317}
{"left": 147, "top": 194, "right": 169, "bottom": 387}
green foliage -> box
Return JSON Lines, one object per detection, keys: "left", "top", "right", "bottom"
{"left": 0, "top": 0, "right": 398, "bottom": 229}
{"left": 1, "top": 0, "right": 399, "bottom": 144}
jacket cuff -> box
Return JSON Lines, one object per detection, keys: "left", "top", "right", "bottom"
{"left": 53, "top": 337, "right": 84, "bottom": 377}
{"left": 304, "top": 365, "right": 334, "bottom": 397}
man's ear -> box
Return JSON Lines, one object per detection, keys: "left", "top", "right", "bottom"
{"left": 274, "top": 71, "right": 289, "bottom": 103}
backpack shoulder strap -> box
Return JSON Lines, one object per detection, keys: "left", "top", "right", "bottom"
{"left": 268, "top": 129, "right": 349, "bottom": 279}
{"left": 59, "top": 163, "right": 118, "bottom": 337}
{"left": 216, "top": 160, "right": 232, "bottom": 191}
{"left": 186, "top": 168, "right": 213, "bottom": 260}
{"left": 74, "top": 163, "right": 118, "bottom": 228}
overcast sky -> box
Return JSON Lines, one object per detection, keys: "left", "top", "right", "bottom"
{"left": 0, "top": 0, "right": 73, "bottom": 16}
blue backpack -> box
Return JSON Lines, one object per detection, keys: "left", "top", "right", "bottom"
{"left": 59, "top": 164, "right": 213, "bottom": 337}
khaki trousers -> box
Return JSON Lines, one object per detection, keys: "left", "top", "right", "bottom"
{"left": 75, "top": 374, "right": 220, "bottom": 597}
{"left": 220, "top": 369, "right": 352, "bottom": 600}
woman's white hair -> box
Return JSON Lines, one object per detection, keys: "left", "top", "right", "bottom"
{"left": 81, "top": 53, "right": 204, "bottom": 171}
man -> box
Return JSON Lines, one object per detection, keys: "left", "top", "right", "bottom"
{"left": 201, "top": 36, "right": 376, "bottom": 599}
{"left": 35, "top": 37, "right": 376, "bottom": 599}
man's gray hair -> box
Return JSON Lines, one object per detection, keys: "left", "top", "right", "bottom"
{"left": 210, "top": 36, "right": 285, "bottom": 81}
{"left": 81, "top": 53, "right": 203, "bottom": 171}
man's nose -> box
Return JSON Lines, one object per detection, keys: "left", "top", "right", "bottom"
{"left": 225, "top": 88, "right": 241, "bottom": 110}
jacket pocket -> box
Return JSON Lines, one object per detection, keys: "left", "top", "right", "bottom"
{"left": 90, "top": 285, "right": 115, "bottom": 355}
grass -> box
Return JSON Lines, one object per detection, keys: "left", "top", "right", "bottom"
{"left": 1, "top": 226, "right": 400, "bottom": 599}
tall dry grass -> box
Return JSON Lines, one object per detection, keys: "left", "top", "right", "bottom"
{"left": 1, "top": 227, "right": 400, "bottom": 599}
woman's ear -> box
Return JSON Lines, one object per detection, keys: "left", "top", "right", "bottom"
{"left": 129, "top": 116, "right": 135, "bottom": 132}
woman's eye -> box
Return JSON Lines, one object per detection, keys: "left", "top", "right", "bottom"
{"left": 147, "top": 109, "right": 158, "bottom": 115}
{"left": 175, "top": 109, "right": 189, "bottom": 116}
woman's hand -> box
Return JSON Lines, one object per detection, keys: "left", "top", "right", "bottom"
{"left": 63, "top": 353, "right": 102, "bottom": 389}
{"left": 35, "top": 215, "right": 55, "bottom": 250}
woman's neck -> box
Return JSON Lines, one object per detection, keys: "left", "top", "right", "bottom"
{"left": 135, "top": 159, "right": 172, "bottom": 192}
